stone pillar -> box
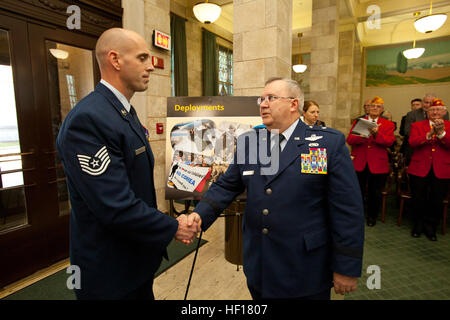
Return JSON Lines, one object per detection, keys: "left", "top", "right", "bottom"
{"left": 123, "top": 0, "right": 171, "bottom": 212}
{"left": 309, "top": 0, "right": 339, "bottom": 130}
{"left": 351, "top": 42, "right": 363, "bottom": 121}
{"left": 233, "top": 0, "right": 292, "bottom": 96}
{"left": 336, "top": 29, "right": 355, "bottom": 135}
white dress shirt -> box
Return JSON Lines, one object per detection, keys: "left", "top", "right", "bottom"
{"left": 100, "top": 79, "right": 131, "bottom": 112}
{"left": 270, "top": 119, "right": 299, "bottom": 152}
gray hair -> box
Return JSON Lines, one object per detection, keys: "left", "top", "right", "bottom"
{"left": 265, "top": 77, "right": 304, "bottom": 111}
{"left": 423, "top": 93, "right": 437, "bottom": 100}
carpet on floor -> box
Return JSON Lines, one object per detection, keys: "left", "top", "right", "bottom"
{"left": 3, "top": 238, "right": 207, "bottom": 300}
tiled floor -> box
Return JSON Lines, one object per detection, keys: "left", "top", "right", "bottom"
{"left": 345, "top": 194, "right": 450, "bottom": 300}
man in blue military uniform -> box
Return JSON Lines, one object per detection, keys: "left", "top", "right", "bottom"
{"left": 188, "top": 78, "right": 365, "bottom": 299}
{"left": 57, "top": 28, "right": 199, "bottom": 300}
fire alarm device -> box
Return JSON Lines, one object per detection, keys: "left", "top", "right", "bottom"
{"left": 156, "top": 123, "right": 164, "bottom": 134}
{"left": 152, "top": 56, "right": 164, "bottom": 69}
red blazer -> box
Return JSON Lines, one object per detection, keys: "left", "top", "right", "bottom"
{"left": 407, "top": 120, "right": 450, "bottom": 179}
{"left": 346, "top": 117, "right": 396, "bottom": 174}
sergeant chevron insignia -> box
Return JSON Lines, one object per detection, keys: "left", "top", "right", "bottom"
{"left": 77, "top": 146, "right": 111, "bottom": 176}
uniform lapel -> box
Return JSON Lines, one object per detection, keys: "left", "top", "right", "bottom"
{"left": 95, "top": 83, "right": 154, "bottom": 168}
{"left": 264, "top": 120, "right": 306, "bottom": 186}
{"left": 130, "top": 106, "right": 155, "bottom": 169}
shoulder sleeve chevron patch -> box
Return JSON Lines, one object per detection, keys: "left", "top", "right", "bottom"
{"left": 77, "top": 145, "right": 111, "bottom": 176}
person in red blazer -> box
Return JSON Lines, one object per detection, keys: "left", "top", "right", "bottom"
{"left": 407, "top": 98, "right": 450, "bottom": 241}
{"left": 347, "top": 96, "right": 396, "bottom": 227}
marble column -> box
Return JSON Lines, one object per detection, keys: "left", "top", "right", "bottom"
{"left": 233, "top": 0, "right": 292, "bottom": 96}
{"left": 309, "top": 0, "right": 339, "bottom": 130}
{"left": 123, "top": 0, "right": 171, "bottom": 211}
{"left": 336, "top": 29, "right": 355, "bottom": 135}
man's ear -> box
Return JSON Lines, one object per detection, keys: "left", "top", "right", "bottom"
{"left": 291, "top": 98, "right": 299, "bottom": 112}
{"left": 107, "top": 50, "right": 120, "bottom": 71}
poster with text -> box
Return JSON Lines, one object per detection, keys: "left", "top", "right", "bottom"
{"left": 165, "top": 96, "right": 261, "bottom": 200}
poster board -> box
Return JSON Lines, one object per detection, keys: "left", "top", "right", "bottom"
{"left": 165, "top": 96, "right": 261, "bottom": 200}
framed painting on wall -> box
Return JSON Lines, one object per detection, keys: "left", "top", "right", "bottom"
{"left": 365, "top": 37, "right": 450, "bottom": 87}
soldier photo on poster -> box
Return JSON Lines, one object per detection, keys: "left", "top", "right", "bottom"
{"left": 165, "top": 97, "right": 261, "bottom": 200}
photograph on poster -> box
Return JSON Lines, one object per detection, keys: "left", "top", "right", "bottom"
{"left": 165, "top": 97, "right": 261, "bottom": 200}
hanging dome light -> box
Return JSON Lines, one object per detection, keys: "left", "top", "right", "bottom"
{"left": 292, "top": 33, "right": 307, "bottom": 73}
{"left": 292, "top": 64, "right": 307, "bottom": 73}
{"left": 414, "top": 1, "right": 447, "bottom": 33}
{"left": 414, "top": 13, "right": 447, "bottom": 33}
{"left": 49, "top": 48, "right": 69, "bottom": 59}
{"left": 193, "top": 1, "right": 222, "bottom": 24}
{"left": 403, "top": 47, "right": 425, "bottom": 59}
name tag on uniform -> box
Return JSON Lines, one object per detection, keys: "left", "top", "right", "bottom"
{"left": 135, "top": 146, "right": 146, "bottom": 155}
{"left": 301, "top": 148, "right": 327, "bottom": 174}
{"left": 243, "top": 170, "right": 254, "bottom": 176}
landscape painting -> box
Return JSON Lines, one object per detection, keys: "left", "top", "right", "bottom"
{"left": 365, "top": 38, "right": 450, "bottom": 87}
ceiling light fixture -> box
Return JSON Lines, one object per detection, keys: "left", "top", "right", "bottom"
{"left": 193, "top": 0, "right": 222, "bottom": 24}
{"left": 403, "top": 39, "right": 425, "bottom": 59}
{"left": 49, "top": 48, "right": 69, "bottom": 59}
{"left": 292, "top": 33, "right": 307, "bottom": 73}
{"left": 414, "top": 0, "right": 447, "bottom": 33}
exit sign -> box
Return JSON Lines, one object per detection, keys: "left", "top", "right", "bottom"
{"left": 153, "top": 30, "right": 171, "bottom": 51}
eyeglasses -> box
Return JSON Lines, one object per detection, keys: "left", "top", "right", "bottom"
{"left": 429, "top": 107, "right": 446, "bottom": 112}
{"left": 257, "top": 95, "right": 295, "bottom": 105}
{"left": 369, "top": 104, "right": 382, "bottom": 109}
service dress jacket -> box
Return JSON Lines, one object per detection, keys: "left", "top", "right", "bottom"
{"left": 194, "top": 120, "right": 365, "bottom": 298}
{"left": 407, "top": 120, "right": 450, "bottom": 179}
{"left": 56, "top": 83, "right": 178, "bottom": 299}
{"left": 346, "top": 117, "right": 396, "bottom": 174}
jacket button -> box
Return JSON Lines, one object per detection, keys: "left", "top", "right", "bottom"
{"left": 432, "top": 149, "right": 435, "bottom": 152}
{"left": 262, "top": 209, "right": 269, "bottom": 216}
{"left": 262, "top": 228, "right": 269, "bottom": 235}
{"left": 266, "top": 188, "right": 272, "bottom": 195}
{"left": 368, "top": 146, "right": 371, "bottom": 148}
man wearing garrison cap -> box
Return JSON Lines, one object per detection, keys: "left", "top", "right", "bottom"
{"left": 408, "top": 98, "right": 450, "bottom": 241}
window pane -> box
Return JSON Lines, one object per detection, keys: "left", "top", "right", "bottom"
{"left": 46, "top": 41, "right": 94, "bottom": 217}
{"left": 0, "top": 29, "right": 27, "bottom": 231}
{"left": 217, "top": 45, "right": 233, "bottom": 96}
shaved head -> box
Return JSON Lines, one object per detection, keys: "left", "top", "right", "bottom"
{"left": 95, "top": 28, "right": 154, "bottom": 100}
{"left": 95, "top": 28, "right": 143, "bottom": 70}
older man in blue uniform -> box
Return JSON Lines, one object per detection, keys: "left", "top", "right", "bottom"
{"left": 189, "top": 78, "right": 365, "bottom": 299}
{"left": 57, "top": 28, "right": 199, "bottom": 300}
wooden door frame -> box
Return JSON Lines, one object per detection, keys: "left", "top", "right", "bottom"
{"left": 0, "top": 14, "right": 50, "bottom": 287}
{"left": 0, "top": 0, "right": 122, "bottom": 287}
{"left": 28, "top": 23, "right": 100, "bottom": 261}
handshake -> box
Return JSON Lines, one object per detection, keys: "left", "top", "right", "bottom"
{"left": 174, "top": 212, "right": 202, "bottom": 245}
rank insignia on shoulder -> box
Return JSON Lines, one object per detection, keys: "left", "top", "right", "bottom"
{"left": 77, "top": 146, "right": 111, "bottom": 176}
{"left": 301, "top": 148, "right": 327, "bottom": 174}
